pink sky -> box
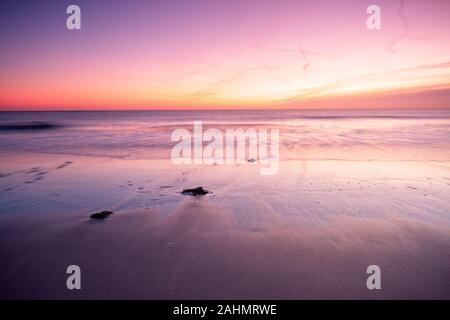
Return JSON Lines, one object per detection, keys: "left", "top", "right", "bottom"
{"left": 0, "top": 0, "right": 449, "bottom": 110}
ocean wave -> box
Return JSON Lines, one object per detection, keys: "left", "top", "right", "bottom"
{"left": 0, "top": 122, "right": 62, "bottom": 131}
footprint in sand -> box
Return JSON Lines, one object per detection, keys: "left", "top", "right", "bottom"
{"left": 136, "top": 186, "right": 150, "bottom": 194}
{"left": 24, "top": 168, "right": 49, "bottom": 184}
{"left": 26, "top": 167, "right": 42, "bottom": 174}
{"left": 33, "top": 175, "right": 45, "bottom": 182}
{"left": 56, "top": 161, "right": 73, "bottom": 169}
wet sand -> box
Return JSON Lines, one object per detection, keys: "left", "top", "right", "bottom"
{"left": 0, "top": 151, "right": 449, "bottom": 299}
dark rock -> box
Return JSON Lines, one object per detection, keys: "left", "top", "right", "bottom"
{"left": 90, "top": 210, "right": 114, "bottom": 219}
{"left": 181, "top": 187, "right": 210, "bottom": 196}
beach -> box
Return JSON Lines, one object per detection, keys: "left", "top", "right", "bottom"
{"left": 0, "top": 110, "right": 449, "bottom": 299}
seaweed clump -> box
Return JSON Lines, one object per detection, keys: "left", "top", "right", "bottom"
{"left": 181, "top": 187, "right": 210, "bottom": 196}
{"left": 90, "top": 210, "right": 114, "bottom": 219}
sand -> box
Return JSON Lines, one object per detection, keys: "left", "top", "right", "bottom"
{"left": 0, "top": 150, "right": 449, "bottom": 299}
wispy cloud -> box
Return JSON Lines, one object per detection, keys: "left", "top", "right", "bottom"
{"left": 385, "top": 0, "right": 410, "bottom": 53}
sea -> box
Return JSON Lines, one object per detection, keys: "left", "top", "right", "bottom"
{"left": 0, "top": 109, "right": 449, "bottom": 161}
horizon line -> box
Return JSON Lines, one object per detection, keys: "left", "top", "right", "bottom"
{"left": 1, "top": 106, "right": 450, "bottom": 112}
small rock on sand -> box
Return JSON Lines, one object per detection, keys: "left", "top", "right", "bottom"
{"left": 90, "top": 210, "right": 114, "bottom": 219}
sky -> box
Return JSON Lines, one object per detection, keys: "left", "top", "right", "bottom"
{"left": 0, "top": 0, "right": 449, "bottom": 110}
